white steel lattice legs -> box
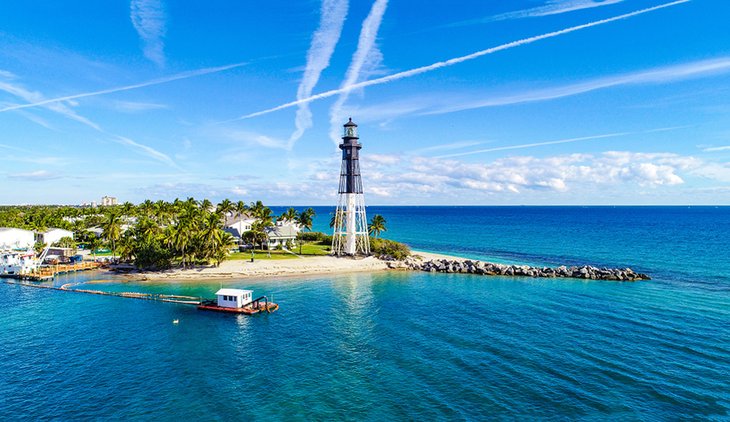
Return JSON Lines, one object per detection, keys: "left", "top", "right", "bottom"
{"left": 333, "top": 193, "right": 370, "bottom": 256}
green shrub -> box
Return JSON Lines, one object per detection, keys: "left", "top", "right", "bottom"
{"left": 370, "top": 237, "right": 410, "bottom": 260}
{"left": 134, "top": 238, "right": 173, "bottom": 270}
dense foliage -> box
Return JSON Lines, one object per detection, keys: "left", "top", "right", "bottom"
{"left": 0, "top": 201, "right": 413, "bottom": 263}
{"left": 370, "top": 237, "right": 411, "bottom": 260}
{"left": 0, "top": 200, "right": 318, "bottom": 269}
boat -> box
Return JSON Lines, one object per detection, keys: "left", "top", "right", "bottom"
{"left": 197, "top": 288, "right": 279, "bottom": 315}
{"left": 0, "top": 250, "right": 41, "bottom": 276}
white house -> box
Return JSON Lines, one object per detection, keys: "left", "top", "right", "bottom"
{"left": 216, "top": 288, "right": 253, "bottom": 309}
{"left": 223, "top": 214, "right": 257, "bottom": 240}
{"left": 0, "top": 228, "right": 35, "bottom": 250}
{"left": 265, "top": 225, "right": 299, "bottom": 248}
{"left": 36, "top": 228, "right": 74, "bottom": 246}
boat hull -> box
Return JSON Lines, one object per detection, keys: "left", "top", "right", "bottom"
{"left": 197, "top": 303, "right": 279, "bottom": 315}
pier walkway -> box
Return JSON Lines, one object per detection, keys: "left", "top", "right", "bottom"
{"left": 1, "top": 279, "right": 203, "bottom": 305}
{"left": 0, "top": 262, "right": 101, "bottom": 282}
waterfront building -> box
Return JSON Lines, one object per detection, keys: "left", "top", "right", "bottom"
{"left": 35, "top": 228, "right": 74, "bottom": 246}
{"left": 332, "top": 118, "right": 370, "bottom": 256}
{"left": 223, "top": 214, "right": 257, "bottom": 240}
{"left": 0, "top": 228, "right": 35, "bottom": 250}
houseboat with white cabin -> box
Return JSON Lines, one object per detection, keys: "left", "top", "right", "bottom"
{"left": 197, "top": 288, "right": 278, "bottom": 315}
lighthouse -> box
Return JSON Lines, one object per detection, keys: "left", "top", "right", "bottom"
{"left": 332, "top": 118, "right": 370, "bottom": 256}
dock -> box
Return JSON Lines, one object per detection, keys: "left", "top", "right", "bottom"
{"left": 1, "top": 279, "right": 279, "bottom": 315}
{"left": 0, "top": 261, "right": 101, "bottom": 282}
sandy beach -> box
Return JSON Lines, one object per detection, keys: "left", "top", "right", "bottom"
{"left": 120, "top": 251, "right": 459, "bottom": 282}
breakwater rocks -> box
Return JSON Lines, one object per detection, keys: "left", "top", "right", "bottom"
{"left": 389, "top": 257, "right": 650, "bottom": 281}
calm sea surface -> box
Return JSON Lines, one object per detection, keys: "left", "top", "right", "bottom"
{"left": 1, "top": 207, "right": 729, "bottom": 419}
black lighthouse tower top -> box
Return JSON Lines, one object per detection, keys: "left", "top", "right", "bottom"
{"left": 338, "top": 118, "right": 363, "bottom": 194}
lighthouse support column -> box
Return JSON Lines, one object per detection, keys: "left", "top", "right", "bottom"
{"left": 345, "top": 193, "right": 356, "bottom": 255}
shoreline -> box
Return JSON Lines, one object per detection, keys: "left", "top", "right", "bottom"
{"left": 103, "top": 249, "right": 648, "bottom": 283}
{"left": 115, "top": 251, "right": 455, "bottom": 283}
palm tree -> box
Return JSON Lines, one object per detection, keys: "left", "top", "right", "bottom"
{"left": 101, "top": 211, "right": 122, "bottom": 261}
{"left": 200, "top": 212, "right": 224, "bottom": 261}
{"left": 248, "top": 221, "right": 268, "bottom": 251}
{"left": 296, "top": 208, "right": 316, "bottom": 232}
{"left": 89, "top": 236, "right": 103, "bottom": 262}
{"left": 369, "top": 214, "right": 387, "bottom": 238}
{"left": 216, "top": 199, "right": 235, "bottom": 217}
{"left": 171, "top": 219, "right": 193, "bottom": 267}
{"left": 213, "top": 232, "right": 236, "bottom": 266}
{"left": 139, "top": 199, "right": 155, "bottom": 218}
{"left": 280, "top": 207, "right": 298, "bottom": 224}
{"left": 234, "top": 200, "right": 248, "bottom": 218}
{"left": 200, "top": 199, "right": 213, "bottom": 213}
{"left": 121, "top": 201, "right": 135, "bottom": 216}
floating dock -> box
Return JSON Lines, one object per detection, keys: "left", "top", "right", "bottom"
{"left": 198, "top": 298, "right": 279, "bottom": 315}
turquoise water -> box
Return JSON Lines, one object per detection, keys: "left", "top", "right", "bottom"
{"left": 1, "top": 207, "right": 729, "bottom": 419}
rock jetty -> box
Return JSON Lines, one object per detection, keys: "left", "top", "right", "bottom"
{"left": 389, "top": 257, "right": 650, "bottom": 281}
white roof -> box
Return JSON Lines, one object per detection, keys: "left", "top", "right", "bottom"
{"left": 215, "top": 288, "right": 253, "bottom": 296}
{"left": 0, "top": 227, "right": 34, "bottom": 234}
{"left": 41, "top": 228, "right": 73, "bottom": 234}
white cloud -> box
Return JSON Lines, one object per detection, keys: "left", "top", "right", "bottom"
{"left": 426, "top": 58, "right": 730, "bottom": 115}
{"left": 0, "top": 69, "right": 16, "bottom": 79}
{"left": 437, "top": 127, "right": 685, "bottom": 158}
{"left": 7, "top": 170, "right": 62, "bottom": 181}
{"left": 359, "top": 151, "right": 703, "bottom": 199}
{"left": 329, "top": 0, "right": 388, "bottom": 145}
{"left": 237, "top": 0, "right": 689, "bottom": 120}
{"left": 219, "top": 128, "right": 288, "bottom": 150}
{"left": 703, "top": 145, "right": 730, "bottom": 152}
{"left": 0, "top": 62, "right": 246, "bottom": 113}
{"left": 0, "top": 74, "right": 181, "bottom": 169}
{"left": 489, "top": 0, "right": 624, "bottom": 22}
{"left": 231, "top": 186, "right": 248, "bottom": 196}
{"left": 130, "top": 0, "right": 167, "bottom": 67}
{"left": 113, "top": 136, "right": 180, "bottom": 169}
{"left": 366, "top": 153, "right": 399, "bottom": 165}
{"left": 0, "top": 79, "right": 101, "bottom": 130}
{"left": 288, "top": 0, "right": 349, "bottom": 149}
{"left": 113, "top": 100, "right": 168, "bottom": 112}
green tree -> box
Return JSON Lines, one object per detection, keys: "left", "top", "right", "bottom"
{"left": 234, "top": 200, "right": 248, "bottom": 216}
{"left": 53, "top": 236, "right": 76, "bottom": 249}
{"left": 101, "top": 211, "right": 123, "bottom": 261}
{"left": 89, "top": 236, "right": 103, "bottom": 261}
{"left": 296, "top": 208, "right": 316, "bottom": 232}
{"left": 280, "top": 207, "right": 298, "bottom": 223}
{"left": 216, "top": 198, "right": 235, "bottom": 217}
{"left": 369, "top": 214, "right": 387, "bottom": 238}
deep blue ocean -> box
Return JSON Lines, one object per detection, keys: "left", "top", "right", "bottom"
{"left": 1, "top": 207, "right": 729, "bottom": 420}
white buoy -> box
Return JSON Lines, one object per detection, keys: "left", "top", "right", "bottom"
{"left": 173, "top": 319, "right": 179, "bottom": 324}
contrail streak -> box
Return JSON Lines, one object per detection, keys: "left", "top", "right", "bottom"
{"left": 235, "top": 0, "right": 689, "bottom": 121}
{"left": 329, "top": 0, "right": 388, "bottom": 146}
{"left": 288, "top": 0, "right": 349, "bottom": 149}
{"left": 436, "top": 126, "right": 688, "bottom": 158}
{"left": 0, "top": 62, "right": 247, "bottom": 113}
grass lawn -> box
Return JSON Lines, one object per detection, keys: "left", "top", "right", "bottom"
{"left": 228, "top": 242, "right": 330, "bottom": 260}
{"left": 228, "top": 250, "right": 299, "bottom": 261}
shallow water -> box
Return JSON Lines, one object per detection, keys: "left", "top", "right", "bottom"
{"left": 1, "top": 207, "right": 729, "bottom": 419}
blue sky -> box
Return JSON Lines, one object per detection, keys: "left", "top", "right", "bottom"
{"left": 1, "top": 0, "right": 729, "bottom": 205}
